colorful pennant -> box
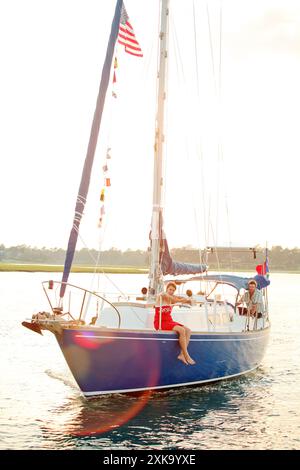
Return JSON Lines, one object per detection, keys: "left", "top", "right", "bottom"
{"left": 98, "top": 148, "right": 112, "bottom": 228}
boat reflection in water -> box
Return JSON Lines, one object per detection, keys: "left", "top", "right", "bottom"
{"left": 39, "top": 370, "right": 270, "bottom": 440}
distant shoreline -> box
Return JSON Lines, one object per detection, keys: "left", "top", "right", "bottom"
{"left": 0, "top": 263, "right": 298, "bottom": 274}
{"left": 0, "top": 263, "right": 148, "bottom": 274}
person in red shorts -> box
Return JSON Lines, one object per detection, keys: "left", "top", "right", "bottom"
{"left": 154, "top": 281, "right": 196, "bottom": 365}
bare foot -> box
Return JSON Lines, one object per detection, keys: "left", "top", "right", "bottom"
{"left": 177, "top": 354, "right": 188, "bottom": 365}
{"left": 187, "top": 356, "right": 196, "bottom": 365}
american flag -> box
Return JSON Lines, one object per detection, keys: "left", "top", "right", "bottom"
{"left": 118, "top": 4, "right": 143, "bottom": 57}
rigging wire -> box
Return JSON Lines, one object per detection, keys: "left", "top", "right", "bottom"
{"left": 78, "top": 32, "right": 156, "bottom": 325}
{"left": 218, "top": 0, "right": 233, "bottom": 271}
{"left": 75, "top": 227, "right": 128, "bottom": 298}
{"left": 206, "top": 2, "right": 218, "bottom": 98}
{"left": 192, "top": 0, "right": 209, "bottom": 252}
{"left": 170, "top": 10, "right": 207, "bottom": 279}
{"left": 208, "top": 217, "right": 228, "bottom": 302}
{"left": 72, "top": 40, "right": 139, "bottom": 302}
{"left": 218, "top": 1, "right": 223, "bottom": 101}
{"left": 74, "top": 227, "right": 146, "bottom": 326}
{"left": 206, "top": 1, "right": 220, "bottom": 247}
{"left": 169, "top": 10, "right": 209, "bottom": 291}
{"left": 205, "top": 0, "right": 233, "bottom": 272}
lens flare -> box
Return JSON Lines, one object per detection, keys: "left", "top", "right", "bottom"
{"left": 71, "top": 338, "right": 162, "bottom": 436}
{"left": 74, "top": 332, "right": 114, "bottom": 350}
{"left": 72, "top": 389, "right": 153, "bottom": 436}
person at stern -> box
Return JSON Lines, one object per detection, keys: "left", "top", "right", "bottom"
{"left": 237, "top": 279, "right": 264, "bottom": 318}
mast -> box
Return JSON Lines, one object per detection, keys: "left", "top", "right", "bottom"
{"left": 148, "top": 0, "right": 170, "bottom": 298}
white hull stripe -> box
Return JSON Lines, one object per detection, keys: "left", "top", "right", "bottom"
{"left": 75, "top": 334, "right": 269, "bottom": 342}
{"left": 82, "top": 366, "right": 259, "bottom": 396}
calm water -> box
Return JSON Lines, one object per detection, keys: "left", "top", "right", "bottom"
{"left": 0, "top": 272, "right": 299, "bottom": 450}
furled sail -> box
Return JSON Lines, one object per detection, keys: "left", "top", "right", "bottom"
{"left": 160, "top": 237, "right": 207, "bottom": 276}
{"left": 152, "top": 211, "right": 207, "bottom": 278}
{"left": 59, "top": 0, "right": 123, "bottom": 298}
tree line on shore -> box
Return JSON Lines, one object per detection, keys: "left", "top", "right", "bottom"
{"left": 0, "top": 244, "right": 299, "bottom": 271}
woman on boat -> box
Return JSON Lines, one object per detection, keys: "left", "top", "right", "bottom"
{"left": 154, "top": 282, "right": 196, "bottom": 365}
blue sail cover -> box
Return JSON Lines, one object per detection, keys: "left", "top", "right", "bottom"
{"left": 160, "top": 238, "right": 207, "bottom": 276}
{"left": 189, "top": 274, "right": 270, "bottom": 291}
{"left": 60, "top": 0, "right": 123, "bottom": 298}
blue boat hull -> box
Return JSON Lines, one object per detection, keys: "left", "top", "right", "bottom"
{"left": 57, "top": 327, "right": 270, "bottom": 396}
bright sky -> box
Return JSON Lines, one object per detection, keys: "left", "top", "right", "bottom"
{"left": 1, "top": 0, "right": 300, "bottom": 251}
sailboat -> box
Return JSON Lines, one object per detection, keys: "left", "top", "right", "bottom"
{"left": 22, "top": 0, "right": 270, "bottom": 397}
